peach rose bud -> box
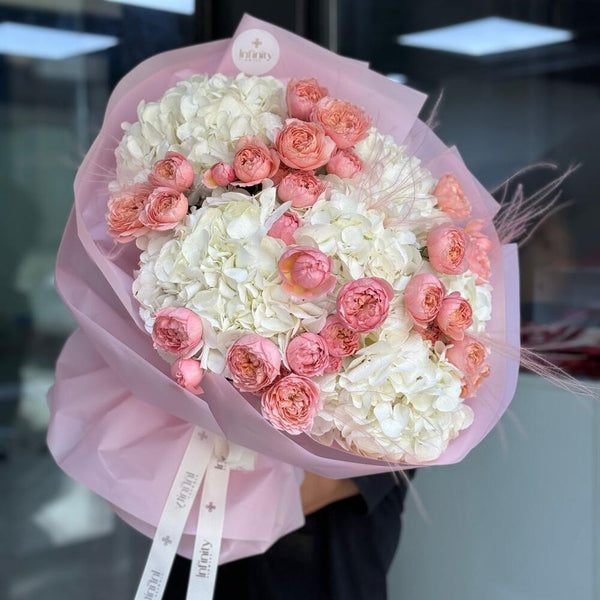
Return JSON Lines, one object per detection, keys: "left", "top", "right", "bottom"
{"left": 152, "top": 307, "right": 203, "bottom": 358}
{"left": 336, "top": 277, "right": 394, "bottom": 333}
{"left": 106, "top": 183, "right": 152, "bottom": 243}
{"left": 275, "top": 119, "right": 336, "bottom": 171}
{"left": 149, "top": 152, "right": 194, "bottom": 192}
{"left": 287, "top": 78, "right": 329, "bottom": 121}
{"left": 233, "top": 135, "right": 280, "bottom": 186}
{"left": 403, "top": 273, "right": 446, "bottom": 327}
{"left": 434, "top": 174, "right": 471, "bottom": 219}
{"left": 286, "top": 333, "right": 330, "bottom": 377}
{"left": 278, "top": 246, "right": 337, "bottom": 300}
{"left": 226, "top": 334, "right": 282, "bottom": 393}
{"left": 465, "top": 219, "right": 493, "bottom": 283}
{"left": 267, "top": 210, "right": 302, "bottom": 245}
{"left": 446, "top": 336, "right": 486, "bottom": 374}
{"left": 319, "top": 315, "right": 360, "bottom": 357}
{"left": 139, "top": 186, "right": 188, "bottom": 231}
{"left": 426, "top": 223, "right": 470, "bottom": 275}
{"left": 261, "top": 374, "right": 322, "bottom": 435}
{"left": 326, "top": 148, "right": 362, "bottom": 179}
{"left": 171, "top": 358, "right": 204, "bottom": 394}
{"left": 436, "top": 292, "right": 473, "bottom": 341}
{"left": 310, "top": 97, "right": 371, "bottom": 149}
{"left": 203, "top": 162, "right": 235, "bottom": 189}
{"left": 277, "top": 170, "right": 327, "bottom": 208}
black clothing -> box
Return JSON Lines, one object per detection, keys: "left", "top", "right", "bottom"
{"left": 163, "top": 471, "right": 413, "bottom": 600}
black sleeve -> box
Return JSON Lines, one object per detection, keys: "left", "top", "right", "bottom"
{"left": 352, "top": 470, "right": 415, "bottom": 514}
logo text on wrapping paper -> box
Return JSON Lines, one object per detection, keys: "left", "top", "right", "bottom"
{"left": 232, "top": 28, "right": 280, "bottom": 75}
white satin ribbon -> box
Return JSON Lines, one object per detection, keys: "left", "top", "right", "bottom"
{"left": 186, "top": 451, "right": 231, "bottom": 599}
{"left": 134, "top": 427, "right": 214, "bottom": 600}
{"left": 186, "top": 439, "right": 256, "bottom": 599}
{"left": 134, "top": 428, "right": 257, "bottom": 600}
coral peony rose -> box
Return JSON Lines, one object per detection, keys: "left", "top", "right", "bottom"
{"left": 275, "top": 119, "right": 336, "bottom": 171}
{"left": 319, "top": 315, "right": 360, "bottom": 357}
{"left": 465, "top": 219, "right": 493, "bottom": 283}
{"left": 139, "top": 186, "right": 188, "bottom": 231}
{"left": 446, "top": 336, "right": 490, "bottom": 398}
{"left": 267, "top": 210, "right": 302, "bottom": 245}
{"left": 310, "top": 96, "right": 371, "bottom": 149}
{"left": 426, "top": 223, "right": 470, "bottom": 275}
{"left": 436, "top": 292, "right": 473, "bottom": 341}
{"left": 149, "top": 152, "right": 194, "bottom": 192}
{"left": 403, "top": 273, "right": 446, "bottom": 327}
{"left": 203, "top": 162, "right": 235, "bottom": 189}
{"left": 336, "top": 277, "right": 394, "bottom": 333}
{"left": 433, "top": 174, "right": 471, "bottom": 219}
{"left": 232, "top": 135, "right": 280, "bottom": 186}
{"left": 171, "top": 358, "right": 204, "bottom": 394}
{"left": 278, "top": 246, "right": 336, "bottom": 299}
{"left": 152, "top": 307, "right": 203, "bottom": 357}
{"left": 106, "top": 183, "right": 151, "bottom": 243}
{"left": 261, "top": 374, "right": 322, "bottom": 435}
{"left": 286, "top": 333, "right": 330, "bottom": 377}
{"left": 226, "top": 334, "right": 281, "bottom": 393}
{"left": 446, "top": 336, "right": 486, "bottom": 374}
{"left": 277, "top": 170, "right": 327, "bottom": 208}
{"left": 286, "top": 78, "right": 329, "bottom": 121}
{"left": 326, "top": 148, "right": 362, "bottom": 179}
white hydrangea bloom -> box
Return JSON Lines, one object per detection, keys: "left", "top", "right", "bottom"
{"left": 297, "top": 191, "right": 423, "bottom": 290}
{"left": 352, "top": 129, "right": 441, "bottom": 223}
{"left": 311, "top": 303, "right": 473, "bottom": 463}
{"left": 114, "top": 73, "right": 285, "bottom": 189}
{"left": 133, "top": 187, "right": 332, "bottom": 372}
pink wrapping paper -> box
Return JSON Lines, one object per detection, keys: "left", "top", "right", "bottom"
{"left": 48, "top": 328, "right": 305, "bottom": 563}
{"left": 48, "top": 14, "right": 520, "bottom": 562}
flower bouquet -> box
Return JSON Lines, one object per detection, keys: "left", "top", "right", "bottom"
{"left": 48, "top": 14, "right": 521, "bottom": 599}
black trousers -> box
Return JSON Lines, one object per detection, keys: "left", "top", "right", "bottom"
{"left": 163, "top": 472, "right": 413, "bottom": 600}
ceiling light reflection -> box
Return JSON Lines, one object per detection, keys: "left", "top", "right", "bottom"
{"left": 0, "top": 22, "right": 118, "bottom": 60}
{"left": 106, "top": 0, "right": 195, "bottom": 15}
{"left": 397, "top": 17, "right": 573, "bottom": 57}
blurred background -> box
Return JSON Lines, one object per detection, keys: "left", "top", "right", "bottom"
{"left": 0, "top": 1, "right": 598, "bottom": 598}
